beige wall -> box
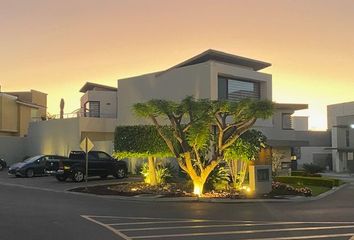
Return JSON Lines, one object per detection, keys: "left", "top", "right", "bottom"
{"left": 5, "top": 90, "right": 47, "bottom": 118}
{"left": 0, "top": 136, "right": 26, "bottom": 165}
{"left": 0, "top": 94, "right": 18, "bottom": 135}
{"left": 117, "top": 61, "right": 272, "bottom": 126}
{"left": 26, "top": 118, "right": 81, "bottom": 157}
{"left": 80, "top": 90, "right": 117, "bottom": 118}
{"left": 18, "top": 105, "right": 32, "bottom": 136}
{"left": 26, "top": 117, "right": 117, "bottom": 157}
{"left": 30, "top": 90, "right": 47, "bottom": 118}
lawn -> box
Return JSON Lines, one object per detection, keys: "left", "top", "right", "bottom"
{"left": 306, "top": 185, "right": 331, "bottom": 196}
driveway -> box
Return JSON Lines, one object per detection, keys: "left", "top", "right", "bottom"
{"left": 0, "top": 169, "right": 138, "bottom": 192}
{"left": 1, "top": 169, "right": 354, "bottom": 239}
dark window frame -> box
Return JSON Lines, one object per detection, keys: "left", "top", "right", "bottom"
{"left": 218, "top": 75, "right": 261, "bottom": 101}
{"left": 281, "top": 113, "right": 293, "bottom": 130}
{"left": 84, "top": 101, "right": 100, "bottom": 118}
{"left": 257, "top": 168, "right": 270, "bottom": 182}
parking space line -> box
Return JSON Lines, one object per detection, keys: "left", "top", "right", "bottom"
{"left": 81, "top": 215, "right": 354, "bottom": 240}
{"left": 81, "top": 215, "right": 132, "bottom": 240}
{"left": 132, "top": 224, "right": 354, "bottom": 239}
{"left": 243, "top": 232, "right": 354, "bottom": 240}
{"left": 119, "top": 221, "right": 315, "bottom": 232}
{"left": 108, "top": 220, "right": 209, "bottom": 226}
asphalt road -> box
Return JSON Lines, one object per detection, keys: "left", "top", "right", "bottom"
{"left": 1, "top": 171, "right": 354, "bottom": 240}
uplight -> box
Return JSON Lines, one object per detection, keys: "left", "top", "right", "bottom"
{"left": 193, "top": 184, "right": 202, "bottom": 196}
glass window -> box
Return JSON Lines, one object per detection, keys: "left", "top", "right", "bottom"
{"left": 346, "top": 130, "right": 350, "bottom": 147}
{"left": 282, "top": 113, "right": 293, "bottom": 130}
{"left": 88, "top": 152, "right": 99, "bottom": 160}
{"left": 84, "top": 101, "right": 100, "bottom": 117}
{"left": 257, "top": 169, "right": 270, "bottom": 182}
{"left": 218, "top": 76, "right": 260, "bottom": 101}
{"left": 97, "top": 152, "right": 111, "bottom": 160}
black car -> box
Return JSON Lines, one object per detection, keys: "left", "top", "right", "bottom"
{"left": 8, "top": 155, "right": 67, "bottom": 178}
{"left": 55, "top": 151, "right": 128, "bottom": 182}
{"left": 0, "top": 158, "right": 7, "bottom": 171}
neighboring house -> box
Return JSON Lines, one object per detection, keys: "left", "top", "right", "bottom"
{"left": 0, "top": 89, "right": 47, "bottom": 164}
{"left": 79, "top": 82, "right": 117, "bottom": 118}
{"left": 117, "top": 49, "right": 311, "bottom": 169}
{"left": 25, "top": 83, "right": 117, "bottom": 158}
{"left": 0, "top": 89, "right": 47, "bottom": 137}
{"left": 326, "top": 102, "right": 354, "bottom": 172}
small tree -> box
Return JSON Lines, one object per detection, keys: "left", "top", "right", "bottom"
{"left": 271, "top": 151, "right": 284, "bottom": 177}
{"left": 224, "top": 130, "right": 267, "bottom": 189}
{"left": 113, "top": 125, "right": 174, "bottom": 186}
{"left": 134, "top": 97, "right": 273, "bottom": 195}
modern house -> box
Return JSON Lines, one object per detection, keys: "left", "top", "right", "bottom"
{"left": 79, "top": 82, "right": 118, "bottom": 119}
{"left": 3, "top": 49, "right": 347, "bottom": 173}
{"left": 25, "top": 83, "right": 118, "bottom": 159}
{"left": 0, "top": 89, "right": 47, "bottom": 164}
{"left": 116, "top": 49, "right": 314, "bottom": 169}
{"left": 326, "top": 101, "right": 354, "bottom": 172}
{"left": 0, "top": 90, "right": 47, "bottom": 137}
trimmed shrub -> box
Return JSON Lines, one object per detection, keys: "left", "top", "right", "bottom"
{"left": 291, "top": 170, "right": 322, "bottom": 178}
{"left": 272, "top": 181, "right": 312, "bottom": 197}
{"left": 303, "top": 163, "right": 325, "bottom": 174}
{"left": 113, "top": 125, "right": 175, "bottom": 159}
{"left": 274, "top": 176, "right": 340, "bottom": 188}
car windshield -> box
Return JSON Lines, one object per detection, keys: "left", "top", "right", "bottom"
{"left": 23, "top": 156, "right": 42, "bottom": 163}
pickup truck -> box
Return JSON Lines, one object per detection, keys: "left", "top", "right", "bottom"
{"left": 54, "top": 151, "right": 128, "bottom": 182}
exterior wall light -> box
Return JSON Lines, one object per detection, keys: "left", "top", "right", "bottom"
{"left": 350, "top": 124, "right": 354, "bottom": 129}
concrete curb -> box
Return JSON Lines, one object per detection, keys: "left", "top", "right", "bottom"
{"left": 66, "top": 182, "right": 350, "bottom": 203}
{"left": 0, "top": 179, "right": 348, "bottom": 204}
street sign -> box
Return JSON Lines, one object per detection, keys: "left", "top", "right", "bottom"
{"left": 80, "top": 137, "right": 94, "bottom": 190}
{"left": 80, "top": 137, "right": 94, "bottom": 153}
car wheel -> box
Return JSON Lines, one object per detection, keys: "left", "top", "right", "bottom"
{"left": 55, "top": 175, "right": 67, "bottom": 182}
{"left": 72, "top": 170, "right": 85, "bottom": 182}
{"left": 115, "top": 168, "right": 127, "bottom": 179}
{"left": 26, "top": 169, "right": 34, "bottom": 178}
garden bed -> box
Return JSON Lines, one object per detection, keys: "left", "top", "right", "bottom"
{"left": 69, "top": 182, "right": 251, "bottom": 199}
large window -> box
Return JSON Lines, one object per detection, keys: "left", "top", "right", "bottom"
{"left": 84, "top": 101, "right": 100, "bottom": 117}
{"left": 218, "top": 76, "right": 260, "bottom": 101}
{"left": 282, "top": 113, "right": 293, "bottom": 130}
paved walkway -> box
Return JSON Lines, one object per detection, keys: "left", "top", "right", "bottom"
{"left": 322, "top": 172, "right": 354, "bottom": 183}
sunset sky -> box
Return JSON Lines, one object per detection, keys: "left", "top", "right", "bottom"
{"left": 1, "top": 0, "right": 354, "bottom": 130}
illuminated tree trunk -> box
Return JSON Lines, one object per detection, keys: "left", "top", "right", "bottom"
{"left": 237, "top": 160, "right": 249, "bottom": 190}
{"left": 147, "top": 156, "right": 157, "bottom": 186}
{"left": 179, "top": 152, "right": 218, "bottom": 196}
{"left": 228, "top": 159, "right": 249, "bottom": 190}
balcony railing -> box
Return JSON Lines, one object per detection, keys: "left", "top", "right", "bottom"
{"left": 31, "top": 109, "right": 116, "bottom": 122}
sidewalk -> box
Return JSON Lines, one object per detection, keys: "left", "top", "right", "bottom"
{"left": 321, "top": 172, "right": 354, "bottom": 182}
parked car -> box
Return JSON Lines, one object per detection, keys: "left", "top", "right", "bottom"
{"left": 8, "top": 155, "right": 67, "bottom": 178}
{"left": 0, "top": 158, "right": 7, "bottom": 171}
{"left": 54, "top": 151, "right": 128, "bottom": 182}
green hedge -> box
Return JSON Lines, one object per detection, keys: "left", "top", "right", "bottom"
{"left": 274, "top": 176, "right": 340, "bottom": 188}
{"left": 291, "top": 171, "right": 322, "bottom": 177}
{"left": 114, "top": 125, "right": 175, "bottom": 159}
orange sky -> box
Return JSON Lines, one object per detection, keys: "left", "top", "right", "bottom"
{"left": 1, "top": 0, "right": 354, "bottom": 130}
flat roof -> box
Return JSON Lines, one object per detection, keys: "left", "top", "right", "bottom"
{"left": 16, "top": 100, "right": 43, "bottom": 109}
{"left": 80, "top": 82, "right": 117, "bottom": 93}
{"left": 170, "top": 49, "right": 271, "bottom": 71}
{"left": 275, "top": 103, "right": 308, "bottom": 111}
